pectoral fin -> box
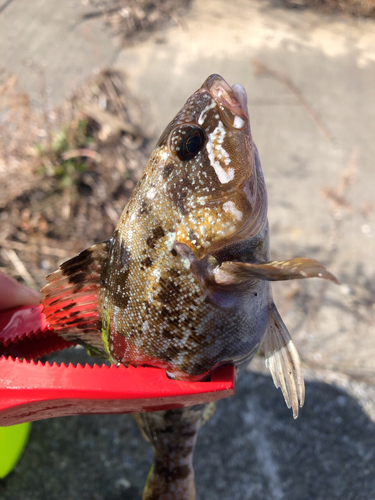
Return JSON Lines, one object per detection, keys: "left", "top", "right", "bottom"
{"left": 262, "top": 303, "right": 305, "bottom": 419}
{"left": 214, "top": 258, "right": 339, "bottom": 285}
{"left": 41, "top": 241, "right": 111, "bottom": 357}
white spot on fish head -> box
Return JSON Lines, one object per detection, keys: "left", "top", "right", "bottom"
{"left": 198, "top": 99, "right": 217, "bottom": 126}
{"left": 223, "top": 200, "right": 243, "bottom": 221}
{"left": 233, "top": 115, "right": 246, "bottom": 129}
{"left": 206, "top": 121, "right": 234, "bottom": 184}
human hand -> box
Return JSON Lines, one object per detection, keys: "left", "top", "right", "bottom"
{"left": 0, "top": 271, "right": 42, "bottom": 311}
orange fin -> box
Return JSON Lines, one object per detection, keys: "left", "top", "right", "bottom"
{"left": 41, "top": 241, "right": 110, "bottom": 357}
{"left": 262, "top": 303, "right": 305, "bottom": 419}
{"left": 214, "top": 257, "right": 339, "bottom": 285}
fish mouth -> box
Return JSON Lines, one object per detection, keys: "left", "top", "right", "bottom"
{"left": 202, "top": 74, "right": 249, "bottom": 130}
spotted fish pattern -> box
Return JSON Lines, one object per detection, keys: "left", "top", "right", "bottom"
{"left": 42, "top": 75, "right": 338, "bottom": 500}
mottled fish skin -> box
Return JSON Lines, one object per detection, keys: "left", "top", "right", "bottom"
{"left": 133, "top": 404, "right": 209, "bottom": 500}
{"left": 42, "top": 74, "right": 338, "bottom": 500}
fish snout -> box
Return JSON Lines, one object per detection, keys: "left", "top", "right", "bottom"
{"left": 203, "top": 74, "right": 249, "bottom": 131}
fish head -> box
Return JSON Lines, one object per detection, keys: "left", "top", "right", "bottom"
{"left": 149, "top": 74, "right": 267, "bottom": 259}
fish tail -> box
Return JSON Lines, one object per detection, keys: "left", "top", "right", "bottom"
{"left": 143, "top": 458, "right": 196, "bottom": 500}
{"left": 41, "top": 241, "right": 111, "bottom": 357}
{"left": 134, "top": 405, "right": 206, "bottom": 500}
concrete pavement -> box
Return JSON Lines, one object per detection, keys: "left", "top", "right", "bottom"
{"left": 1, "top": 0, "right": 374, "bottom": 498}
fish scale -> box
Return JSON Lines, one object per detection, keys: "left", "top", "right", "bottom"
{"left": 41, "top": 74, "right": 338, "bottom": 499}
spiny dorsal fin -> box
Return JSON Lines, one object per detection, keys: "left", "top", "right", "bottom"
{"left": 214, "top": 258, "right": 339, "bottom": 285}
{"left": 262, "top": 303, "right": 305, "bottom": 419}
{"left": 41, "top": 241, "right": 110, "bottom": 357}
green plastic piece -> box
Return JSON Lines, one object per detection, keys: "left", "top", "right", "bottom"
{"left": 0, "top": 422, "right": 31, "bottom": 478}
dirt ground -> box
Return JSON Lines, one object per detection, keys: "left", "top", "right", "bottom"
{"left": 0, "top": 0, "right": 374, "bottom": 499}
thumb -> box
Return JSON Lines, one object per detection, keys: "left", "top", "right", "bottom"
{"left": 0, "top": 272, "right": 42, "bottom": 311}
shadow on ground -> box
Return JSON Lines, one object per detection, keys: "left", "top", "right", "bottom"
{"left": 2, "top": 371, "right": 374, "bottom": 500}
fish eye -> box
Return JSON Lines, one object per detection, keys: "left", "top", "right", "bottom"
{"left": 170, "top": 125, "right": 206, "bottom": 162}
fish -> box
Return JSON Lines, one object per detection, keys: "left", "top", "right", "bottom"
{"left": 41, "top": 74, "right": 338, "bottom": 500}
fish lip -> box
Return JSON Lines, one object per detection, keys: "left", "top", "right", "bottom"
{"left": 202, "top": 74, "right": 249, "bottom": 126}
{"left": 231, "top": 83, "right": 248, "bottom": 117}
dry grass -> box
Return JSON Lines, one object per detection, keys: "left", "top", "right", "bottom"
{"left": 283, "top": 0, "right": 375, "bottom": 18}
{"left": 82, "top": 0, "right": 192, "bottom": 44}
{"left": 0, "top": 69, "right": 150, "bottom": 290}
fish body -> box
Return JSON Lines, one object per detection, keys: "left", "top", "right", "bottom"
{"left": 42, "top": 75, "right": 337, "bottom": 499}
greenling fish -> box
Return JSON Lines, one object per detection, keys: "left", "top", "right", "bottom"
{"left": 42, "top": 74, "right": 338, "bottom": 499}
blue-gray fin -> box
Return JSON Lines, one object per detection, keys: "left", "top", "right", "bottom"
{"left": 214, "top": 257, "right": 339, "bottom": 285}
{"left": 262, "top": 303, "right": 305, "bottom": 419}
{"left": 41, "top": 241, "right": 110, "bottom": 357}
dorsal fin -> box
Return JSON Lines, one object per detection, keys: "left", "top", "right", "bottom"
{"left": 41, "top": 241, "right": 110, "bottom": 358}
{"left": 261, "top": 303, "right": 305, "bottom": 419}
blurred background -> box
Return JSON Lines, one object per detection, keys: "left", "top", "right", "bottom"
{"left": 0, "top": 0, "right": 374, "bottom": 498}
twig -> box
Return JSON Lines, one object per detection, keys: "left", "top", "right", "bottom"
{"left": 306, "top": 146, "right": 359, "bottom": 325}
{"left": 321, "top": 146, "right": 359, "bottom": 217}
{"left": 252, "top": 59, "right": 333, "bottom": 142}
{"left": 79, "top": 6, "right": 123, "bottom": 21}
{"left": 0, "top": 0, "right": 14, "bottom": 15}
{"left": 81, "top": 103, "right": 141, "bottom": 138}
{"left": 3, "top": 239, "right": 69, "bottom": 258}
{"left": 1, "top": 246, "right": 36, "bottom": 287}
{"left": 62, "top": 188, "right": 71, "bottom": 221}
{"left": 62, "top": 148, "right": 102, "bottom": 162}
{"left": 168, "top": 11, "right": 188, "bottom": 32}
{"left": 104, "top": 202, "right": 120, "bottom": 224}
{"left": 101, "top": 72, "right": 127, "bottom": 121}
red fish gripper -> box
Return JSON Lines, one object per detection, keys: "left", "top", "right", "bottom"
{"left": 0, "top": 305, "right": 235, "bottom": 427}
